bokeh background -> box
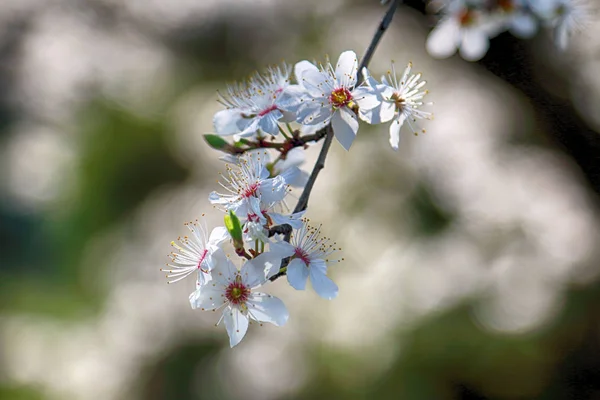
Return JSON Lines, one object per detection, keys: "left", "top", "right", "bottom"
{"left": 1, "top": 0, "right": 600, "bottom": 399}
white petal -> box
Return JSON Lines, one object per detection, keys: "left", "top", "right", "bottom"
{"left": 294, "top": 60, "right": 319, "bottom": 83}
{"left": 189, "top": 285, "right": 226, "bottom": 310}
{"left": 212, "top": 256, "right": 238, "bottom": 286}
{"left": 426, "top": 19, "right": 461, "bottom": 59}
{"left": 257, "top": 110, "right": 283, "bottom": 136}
{"left": 213, "top": 109, "right": 242, "bottom": 136}
{"left": 242, "top": 251, "right": 284, "bottom": 283}
{"left": 331, "top": 107, "right": 359, "bottom": 151}
{"left": 246, "top": 293, "right": 289, "bottom": 326}
{"left": 223, "top": 306, "right": 249, "bottom": 347}
{"left": 389, "top": 114, "right": 405, "bottom": 151}
{"left": 208, "top": 226, "right": 229, "bottom": 247}
{"left": 309, "top": 259, "right": 338, "bottom": 299}
{"left": 278, "top": 165, "right": 301, "bottom": 186}
{"left": 335, "top": 50, "right": 358, "bottom": 88}
{"left": 258, "top": 175, "right": 287, "bottom": 204}
{"left": 510, "top": 13, "right": 538, "bottom": 38}
{"left": 269, "top": 211, "right": 305, "bottom": 229}
{"left": 301, "top": 70, "right": 333, "bottom": 98}
{"left": 459, "top": 29, "right": 490, "bottom": 61}
{"left": 287, "top": 258, "right": 309, "bottom": 290}
{"left": 555, "top": 22, "right": 569, "bottom": 51}
{"left": 269, "top": 240, "right": 296, "bottom": 258}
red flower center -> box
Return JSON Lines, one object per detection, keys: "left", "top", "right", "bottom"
{"left": 294, "top": 247, "right": 311, "bottom": 265}
{"left": 258, "top": 104, "right": 278, "bottom": 117}
{"left": 197, "top": 249, "right": 209, "bottom": 271}
{"left": 242, "top": 182, "right": 260, "bottom": 198}
{"left": 225, "top": 276, "right": 251, "bottom": 305}
{"left": 329, "top": 87, "right": 353, "bottom": 108}
{"left": 459, "top": 9, "right": 475, "bottom": 26}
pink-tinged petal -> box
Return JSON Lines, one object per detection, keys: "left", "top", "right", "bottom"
{"left": 246, "top": 293, "right": 289, "bottom": 326}
{"left": 287, "top": 258, "right": 309, "bottom": 290}
{"left": 309, "top": 259, "right": 338, "bottom": 300}
{"left": 214, "top": 109, "right": 242, "bottom": 136}
{"left": 335, "top": 50, "right": 358, "bottom": 88}
{"left": 459, "top": 29, "right": 489, "bottom": 61}
{"left": 331, "top": 107, "right": 359, "bottom": 151}
{"left": 294, "top": 60, "right": 319, "bottom": 82}
{"left": 223, "top": 306, "right": 249, "bottom": 347}
{"left": 189, "top": 285, "right": 226, "bottom": 310}
{"left": 389, "top": 114, "right": 405, "bottom": 151}
{"left": 426, "top": 19, "right": 461, "bottom": 59}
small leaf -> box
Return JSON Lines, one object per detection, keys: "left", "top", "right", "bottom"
{"left": 204, "top": 134, "right": 229, "bottom": 150}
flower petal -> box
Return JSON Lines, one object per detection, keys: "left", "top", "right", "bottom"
{"left": 214, "top": 109, "right": 242, "bottom": 136}
{"left": 246, "top": 293, "right": 289, "bottom": 326}
{"left": 208, "top": 227, "right": 229, "bottom": 247}
{"left": 189, "top": 285, "right": 226, "bottom": 310}
{"left": 309, "top": 259, "right": 338, "bottom": 299}
{"left": 287, "top": 258, "right": 309, "bottom": 290}
{"left": 294, "top": 60, "right": 319, "bottom": 83}
{"left": 389, "top": 113, "right": 406, "bottom": 151}
{"left": 335, "top": 50, "right": 358, "bottom": 88}
{"left": 223, "top": 306, "right": 249, "bottom": 347}
{"left": 331, "top": 107, "right": 358, "bottom": 151}
{"left": 426, "top": 19, "right": 461, "bottom": 59}
{"left": 459, "top": 29, "right": 489, "bottom": 61}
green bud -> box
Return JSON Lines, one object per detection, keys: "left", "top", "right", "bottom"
{"left": 224, "top": 210, "right": 243, "bottom": 247}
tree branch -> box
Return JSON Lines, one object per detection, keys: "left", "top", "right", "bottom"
{"left": 269, "top": 0, "right": 400, "bottom": 281}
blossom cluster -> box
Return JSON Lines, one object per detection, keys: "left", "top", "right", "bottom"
{"left": 426, "top": 0, "right": 589, "bottom": 61}
{"left": 161, "top": 50, "right": 432, "bottom": 347}
{"left": 213, "top": 50, "right": 432, "bottom": 151}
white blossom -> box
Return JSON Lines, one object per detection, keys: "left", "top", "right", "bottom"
{"left": 360, "top": 63, "right": 432, "bottom": 150}
{"left": 161, "top": 219, "right": 229, "bottom": 285}
{"left": 209, "top": 151, "right": 299, "bottom": 217}
{"left": 271, "top": 221, "right": 342, "bottom": 300}
{"left": 213, "top": 63, "right": 297, "bottom": 138}
{"left": 293, "top": 51, "right": 378, "bottom": 151}
{"left": 189, "top": 251, "right": 289, "bottom": 347}
{"left": 426, "top": 0, "right": 502, "bottom": 61}
{"left": 532, "top": 0, "right": 589, "bottom": 50}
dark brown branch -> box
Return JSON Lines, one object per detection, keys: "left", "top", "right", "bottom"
{"left": 269, "top": 0, "right": 400, "bottom": 282}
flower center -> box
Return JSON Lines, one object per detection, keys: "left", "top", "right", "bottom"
{"left": 497, "top": 0, "right": 514, "bottom": 12}
{"left": 225, "top": 276, "right": 251, "bottom": 305}
{"left": 459, "top": 9, "right": 475, "bottom": 26}
{"left": 258, "top": 104, "right": 278, "bottom": 117}
{"left": 242, "top": 182, "right": 260, "bottom": 198}
{"left": 294, "top": 247, "right": 311, "bottom": 265}
{"left": 197, "top": 249, "right": 209, "bottom": 270}
{"left": 329, "top": 87, "right": 353, "bottom": 109}
{"left": 391, "top": 92, "right": 405, "bottom": 111}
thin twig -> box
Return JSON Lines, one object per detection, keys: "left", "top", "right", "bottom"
{"left": 269, "top": 0, "right": 400, "bottom": 281}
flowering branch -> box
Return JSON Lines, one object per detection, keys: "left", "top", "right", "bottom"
{"left": 162, "top": 0, "right": 433, "bottom": 348}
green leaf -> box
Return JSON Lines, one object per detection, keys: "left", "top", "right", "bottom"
{"left": 203, "top": 134, "right": 229, "bottom": 150}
